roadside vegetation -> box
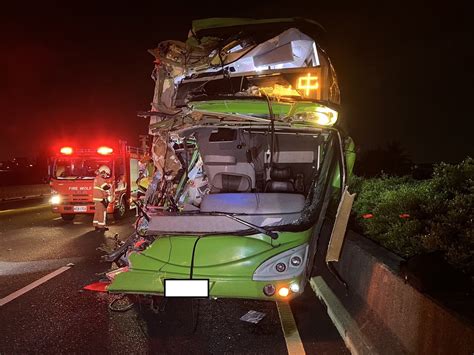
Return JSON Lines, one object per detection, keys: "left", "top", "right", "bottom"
{"left": 349, "top": 157, "right": 473, "bottom": 275}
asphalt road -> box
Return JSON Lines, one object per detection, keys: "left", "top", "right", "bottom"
{"left": 0, "top": 197, "right": 348, "bottom": 354}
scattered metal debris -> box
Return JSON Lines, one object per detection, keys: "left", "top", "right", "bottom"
{"left": 83, "top": 281, "right": 110, "bottom": 292}
{"left": 240, "top": 310, "right": 266, "bottom": 324}
{"left": 109, "top": 294, "right": 134, "bottom": 312}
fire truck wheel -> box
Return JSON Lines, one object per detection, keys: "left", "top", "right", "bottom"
{"left": 61, "top": 214, "right": 75, "bottom": 221}
{"left": 113, "top": 195, "right": 127, "bottom": 220}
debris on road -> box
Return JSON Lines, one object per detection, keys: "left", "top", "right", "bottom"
{"left": 109, "top": 294, "right": 134, "bottom": 312}
{"left": 240, "top": 310, "right": 266, "bottom": 324}
{"left": 83, "top": 281, "right": 110, "bottom": 292}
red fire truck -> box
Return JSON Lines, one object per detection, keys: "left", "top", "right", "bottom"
{"left": 49, "top": 141, "right": 147, "bottom": 221}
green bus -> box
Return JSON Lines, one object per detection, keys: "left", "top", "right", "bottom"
{"left": 104, "top": 18, "right": 356, "bottom": 301}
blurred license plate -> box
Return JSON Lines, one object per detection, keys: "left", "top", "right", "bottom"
{"left": 164, "top": 279, "right": 209, "bottom": 298}
{"left": 73, "top": 206, "right": 87, "bottom": 212}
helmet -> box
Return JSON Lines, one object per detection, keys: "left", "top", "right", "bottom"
{"left": 98, "top": 165, "right": 111, "bottom": 177}
{"left": 56, "top": 165, "right": 65, "bottom": 177}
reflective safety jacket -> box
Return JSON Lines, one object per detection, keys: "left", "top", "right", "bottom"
{"left": 93, "top": 176, "right": 109, "bottom": 202}
{"left": 137, "top": 176, "right": 152, "bottom": 191}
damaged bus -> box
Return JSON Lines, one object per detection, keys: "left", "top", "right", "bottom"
{"left": 103, "top": 18, "right": 356, "bottom": 301}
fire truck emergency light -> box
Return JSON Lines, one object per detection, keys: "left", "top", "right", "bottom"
{"left": 60, "top": 147, "right": 73, "bottom": 155}
{"left": 97, "top": 146, "right": 113, "bottom": 155}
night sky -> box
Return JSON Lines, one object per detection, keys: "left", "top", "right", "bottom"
{"left": 1, "top": 1, "right": 472, "bottom": 163}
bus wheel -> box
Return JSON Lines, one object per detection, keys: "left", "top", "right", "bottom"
{"left": 113, "top": 195, "right": 127, "bottom": 220}
{"left": 61, "top": 214, "right": 75, "bottom": 221}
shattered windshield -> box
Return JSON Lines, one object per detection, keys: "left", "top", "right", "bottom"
{"left": 53, "top": 158, "right": 113, "bottom": 179}
{"left": 137, "top": 125, "right": 335, "bottom": 235}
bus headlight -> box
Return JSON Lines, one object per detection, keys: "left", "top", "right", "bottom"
{"left": 290, "top": 255, "right": 302, "bottom": 267}
{"left": 50, "top": 194, "right": 61, "bottom": 205}
{"left": 275, "top": 262, "right": 286, "bottom": 273}
{"left": 252, "top": 243, "right": 308, "bottom": 281}
{"left": 294, "top": 106, "right": 338, "bottom": 126}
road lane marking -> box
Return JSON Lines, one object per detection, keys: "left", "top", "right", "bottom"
{"left": 0, "top": 265, "right": 72, "bottom": 307}
{"left": 0, "top": 257, "right": 82, "bottom": 276}
{"left": 310, "top": 276, "right": 374, "bottom": 355}
{"left": 0, "top": 203, "right": 50, "bottom": 215}
{"left": 276, "top": 301, "right": 306, "bottom": 355}
{"left": 0, "top": 194, "right": 50, "bottom": 203}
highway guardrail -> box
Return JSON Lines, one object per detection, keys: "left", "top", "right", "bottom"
{"left": 0, "top": 184, "right": 50, "bottom": 201}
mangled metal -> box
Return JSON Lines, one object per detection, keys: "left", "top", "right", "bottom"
{"left": 142, "top": 19, "right": 343, "bottom": 208}
{"left": 100, "top": 18, "right": 356, "bottom": 301}
{"left": 147, "top": 18, "right": 340, "bottom": 127}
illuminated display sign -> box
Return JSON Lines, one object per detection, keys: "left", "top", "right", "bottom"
{"left": 297, "top": 73, "right": 319, "bottom": 96}
{"left": 246, "top": 67, "right": 323, "bottom": 100}
{"left": 177, "top": 67, "right": 336, "bottom": 106}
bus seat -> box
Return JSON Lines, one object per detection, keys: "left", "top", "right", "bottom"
{"left": 203, "top": 154, "right": 256, "bottom": 190}
{"left": 211, "top": 173, "right": 252, "bottom": 193}
{"left": 265, "top": 166, "right": 295, "bottom": 192}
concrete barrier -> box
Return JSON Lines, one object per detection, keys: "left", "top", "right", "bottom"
{"left": 0, "top": 184, "right": 50, "bottom": 201}
{"left": 315, "top": 225, "right": 474, "bottom": 354}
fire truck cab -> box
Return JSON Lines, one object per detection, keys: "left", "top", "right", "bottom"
{"left": 49, "top": 141, "right": 148, "bottom": 221}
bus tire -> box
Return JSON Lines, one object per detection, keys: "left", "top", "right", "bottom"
{"left": 61, "top": 214, "right": 75, "bottom": 221}
{"left": 113, "top": 195, "right": 127, "bottom": 220}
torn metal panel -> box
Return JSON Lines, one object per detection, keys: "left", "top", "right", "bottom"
{"left": 144, "top": 19, "right": 342, "bottom": 180}
{"left": 141, "top": 19, "right": 344, "bottom": 213}
{"left": 147, "top": 21, "right": 339, "bottom": 110}
{"left": 326, "top": 186, "right": 356, "bottom": 262}
{"left": 151, "top": 132, "right": 182, "bottom": 179}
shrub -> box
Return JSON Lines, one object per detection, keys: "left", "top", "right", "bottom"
{"left": 350, "top": 157, "right": 473, "bottom": 275}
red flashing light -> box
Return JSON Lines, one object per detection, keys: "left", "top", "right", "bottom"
{"left": 60, "top": 146, "right": 73, "bottom": 155}
{"left": 97, "top": 146, "right": 113, "bottom": 155}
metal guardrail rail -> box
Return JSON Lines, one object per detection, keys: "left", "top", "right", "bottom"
{"left": 0, "top": 184, "right": 51, "bottom": 201}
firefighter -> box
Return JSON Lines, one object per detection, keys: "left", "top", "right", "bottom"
{"left": 136, "top": 154, "right": 154, "bottom": 193}
{"left": 93, "top": 165, "right": 111, "bottom": 231}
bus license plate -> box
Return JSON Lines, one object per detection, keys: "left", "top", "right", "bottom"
{"left": 73, "top": 206, "right": 87, "bottom": 212}
{"left": 164, "top": 279, "right": 209, "bottom": 298}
